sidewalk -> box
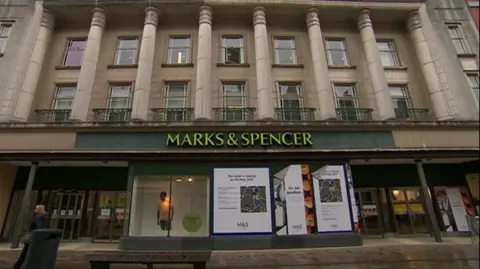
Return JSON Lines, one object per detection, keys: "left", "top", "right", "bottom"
{"left": 0, "top": 237, "right": 478, "bottom": 269}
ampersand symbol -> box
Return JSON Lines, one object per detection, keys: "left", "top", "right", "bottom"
{"left": 227, "top": 133, "right": 238, "bottom": 146}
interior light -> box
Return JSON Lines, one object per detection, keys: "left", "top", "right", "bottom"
{"left": 392, "top": 190, "right": 400, "bottom": 196}
{"left": 187, "top": 177, "right": 193, "bottom": 183}
{"left": 176, "top": 178, "right": 183, "bottom": 182}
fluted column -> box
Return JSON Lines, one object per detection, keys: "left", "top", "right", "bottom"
{"left": 306, "top": 9, "right": 336, "bottom": 120}
{"left": 131, "top": 7, "right": 160, "bottom": 121}
{"left": 407, "top": 12, "right": 453, "bottom": 120}
{"left": 13, "top": 9, "right": 55, "bottom": 122}
{"left": 253, "top": 6, "right": 274, "bottom": 120}
{"left": 358, "top": 9, "right": 395, "bottom": 120}
{"left": 69, "top": 7, "right": 106, "bottom": 121}
{"left": 194, "top": 6, "right": 213, "bottom": 120}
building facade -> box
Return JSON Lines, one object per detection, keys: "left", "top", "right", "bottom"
{"left": 466, "top": 0, "right": 480, "bottom": 30}
{"left": 0, "top": 0, "right": 478, "bottom": 250}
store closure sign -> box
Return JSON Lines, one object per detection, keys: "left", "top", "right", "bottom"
{"left": 166, "top": 132, "right": 313, "bottom": 148}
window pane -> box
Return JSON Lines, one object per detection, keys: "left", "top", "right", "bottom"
{"left": 224, "top": 47, "right": 243, "bottom": 64}
{"left": 166, "top": 84, "right": 187, "bottom": 96}
{"left": 379, "top": 52, "right": 396, "bottom": 67}
{"left": 169, "top": 37, "right": 190, "bottom": 47}
{"left": 389, "top": 86, "right": 406, "bottom": 98}
{"left": 57, "top": 86, "right": 76, "bottom": 98}
{"left": 0, "top": 38, "right": 5, "bottom": 51}
{"left": 169, "top": 48, "right": 189, "bottom": 64}
{"left": 53, "top": 99, "right": 73, "bottom": 109}
{"left": 110, "top": 85, "right": 131, "bottom": 97}
{"left": 166, "top": 98, "right": 185, "bottom": 108}
{"left": 275, "top": 38, "right": 295, "bottom": 49}
{"left": 447, "top": 27, "right": 460, "bottom": 38}
{"left": 225, "top": 97, "right": 244, "bottom": 107}
{"left": 467, "top": 75, "right": 479, "bottom": 87}
{"left": 377, "top": 41, "right": 391, "bottom": 51}
{"left": 279, "top": 84, "right": 301, "bottom": 97}
{"left": 224, "top": 84, "right": 244, "bottom": 96}
{"left": 115, "top": 49, "right": 136, "bottom": 65}
{"left": 337, "top": 99, "right": 355, "bottom": 109}
{"left": 393, "top": 99, "right": 409, "bottom": 110}
{"left": 0, "top": 26, "right": 11, "bottom": 36}
{"left": 222, "top": 37, "right": 243, "bottom": 47}
{"left": 281, "top": 99, "right": 301, "bottom": 109}
{"left": 326, "top": 40, "right": 345, "bottom": 50}
{"left": 117, "top": 38, "right": 138, "bottom": 49}
{"left": 335, "top": 85, "right": 355, "bottom": 97}
{"left": 68, "top": 40, "right": 86, "bottom": 51}
{"left": 328, "top": 51, "right": 348, "bottom": 66}
{"left": 64, "top": 51, "right": 84, "bottom": 66}
{"left": 452, "top": 40, "right": 466, "bottom": 54}
{"left": 109, "top": 98, "right": 130, "bottom": 109}
{"left": 276, "top": 49, "right": 296, "bottom": 64}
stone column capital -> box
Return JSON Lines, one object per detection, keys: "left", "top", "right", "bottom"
{"left": 407, "top": 11, "right": 421, "bottom": 33}
{"left": 145, "top": 6, "right": 160, "bottom": 26}
{"left": 253, "top": 6, "right": 267, "bottom": 26}
{"left": 92, "top": 7, "right": 106, "bottom": 28}
{"left": 357, "top": 9, "right": 371, "bottom": 30}
{"left": 199, "top": 5, "right": 212, "bottom": 25}
{"left": 41, "top": 9, "right": 55, "bottom": 31}
{"left": 306, "top": 8, "right": 320, "bottom": 28}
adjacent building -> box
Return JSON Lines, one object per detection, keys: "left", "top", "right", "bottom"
{"left": 0, "top": 0, "right": 478, "bottom": 250}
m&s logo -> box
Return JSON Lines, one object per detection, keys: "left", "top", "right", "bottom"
{"left": 237, "top": 222, "right": 249, "bottom": 228}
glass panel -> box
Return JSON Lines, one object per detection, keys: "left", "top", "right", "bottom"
{"left": 0, "top": 38, "right": 5, "bottom": 52}
{"left": 447, "top": 27, "right": 460, "bottom": 38}
{"left": 80, "top": 191, "right": 96, "bottom": 237}
{"left": 281, "top": 99, "right": 301, "bottom": 109}
{"left": 166, "top": 84, "right": 187, "bottom": 96}
{"left": 109, "top": 98, "right": 130, "bottom": 109}
{"left": 328, "top": 51, "right": 348, "bottom": 66}
{"left": 335, "top": 85, "right": 355, "bottom": 98}
{"left": 389, "top": 86, "right": 406, "bottom": 98}
{"left": 69, "top": 40, "right": 87, "bottom": 50}
{"left": 223, "top": 47, "right": 243, "bottom": 64}
{"left": 357, "top": 190, "right": 382, "bottom": 236}
{"left": 110, "top": 85, "right": 131, "bottom": 97}
{"left": 53, "top": 99, "right": 73, "bottom": 110}
{"left": 390, "top": 189, "right": 414, "bottom": 234}
{"left": 326, "top": 40, "right": 345, "bottom": 50}
{"left": 0, "top": 25, "right": 11, "bottom": 36}
{"left": 57, "top": 86, "right": 76, "bottom": 98}
{"left": 169, "top": 48, "right": 189, "bottom": 64}
{"left": 166, "top": 98, "right": 185, "bottom": 108}
{"left": 379, "top": 52, "right": 396, "bottom": 67}
{"left": 224, "top": 84, "right": 244, "bottom": 96}
{"left": 111, "top": 192, "right": 126, "bottom": 240}
{"left": 377, "top": 41, "right": 391, "bottom": 51}
{"left": 225, "top": 97, "right": 244, "bottom": 107}
{"left": 94, "top": 191, "right": 116, "bottom": 240}
{"left": 276, "top": 49, "right": 296, "bottom": 64}
{"left": 64, "top": 51, "right": 84, "bottom": 66}
{"left": 279, "top": 84, "right": 301, "bottom": 97}
{"left": 275, "top": 38, "right": 295, "bottom": 49}
{"left": 453, "top": 40, "right": 466, "bottom": 54}
{"left": 117, "top": 38, "right": 138, "bottom": 49}
{"left": 115, "top": 49, "right": 136, "bottom": 65}
{"left": 222, "top": 37, "right": 243, "bottom": 47}
{"left": 169, "top": 37, "right": 190, "bottom": 47}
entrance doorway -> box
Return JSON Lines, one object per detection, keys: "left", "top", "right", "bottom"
{"left": 93, "top": 191, "right": 126, "bottom": 242}
{"left": 48, "top": 191, "right": 85, "bottom": 241}
{"left": 355, "top": 189, "right": 383, "bottom": 237}
{"left": 390, "top": 188, "right": 430, "bottom": 235}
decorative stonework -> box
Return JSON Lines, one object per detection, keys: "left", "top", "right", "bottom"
{"left": 40, "top": 9, "right": 55, "bottom": 31}
{"left": 253, "top": 6, "right": 267, "bottom": 26}
{"left": 145, "top": 6, "right": 160, "bottom": 26}
{"left": 306, "top": 8, "right": 320, "bottom": 28}
{"left": 407, "top": 11, "right": 422, "bottom": 33}
{"left": 199, "top": 5, "right": 212, "bottom": 25}
{"left": 91, "top": 7, "right": 106, "bottom": 28}
{"left": 357, "top": 9, "right": 372, "bottom": 30}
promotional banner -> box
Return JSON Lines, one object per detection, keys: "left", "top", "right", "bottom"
{"left": 274, "top": 165, "right": 308, "bottom": 235}
{"left": 345, "top": 164, "right": 360, "bottom": 233}
{"left": 434, "top": 187, "right": 469, "bottom": 232}
{"left": 312, "top": 165, "right": 352, "bottom": 233}
{"left": 213, "top": 167, "right": 272, "bottom": 234}
{"left": 301, "top": 165, "right": 316, "bottom": 234}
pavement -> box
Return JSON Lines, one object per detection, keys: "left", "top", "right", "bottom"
{"left": 0, "top": 237, "right": 478, "bottom": 269}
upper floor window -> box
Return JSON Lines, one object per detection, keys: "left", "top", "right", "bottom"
{"left": 334, "top": 84, "right": 359, "bottom": 120}
{"left": 221, "top": 82, "right": 247, "bottom": 120}
{"left": 107, "top": 84, "right": 133, "bottom": 109}
{"left": 447, "top": 24, "right": 469, "bottom": 54}
{"left": 389, "top": 85, "right": 413, "bottom": 119}
{"left": 63, "top": 39, "right": 87, "bottom": 66}
{"left": 114, "top": 37, "right": 139, "bottom": 65}
{"left": 0, "top": 23, "right": 12, "bottom": 54}
{"left": 52, "top": 85, "right": 76, "bottom": 110}
{"left": 167, "top": 36, "right": 191, "bottom": 64}
{"left": 274, "top": 37, "right": 298, "bottom": 65}
{"left": 466, "top": 73, "right": 479, "bottom": 104}
{"left": 221, "top": 36, "right": 245, "bottom": 64}
{"left": 377, "top": 40, "right": 400, "bottom": 67}
{"left": 325, "top": 39, "right": 349, "bottom": 66}
{"left": 164, "top": 82, "right": 188, "bottom": 120}
{"left": 278, "top": 82, "right": 303, "bottom": 120}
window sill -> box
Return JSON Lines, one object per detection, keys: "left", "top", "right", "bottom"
{"left": 328, "top": 65, "right": 356, "bottom": 70}
{"left": 457, "top": 53, "right": 477, "bottom": 58}
{"left": 161, "top": 63, "right": 194, "bottom": 68}
{"left": 383, "top": 66, "right": 407, "bottom": 71}
{"left": 107, "top": 64, "right": 138, "bottom": 69}
{"left": 272, "top": 64, "right": 304, "bottom": 69}
{"left": 55, "top": 65, "right": 81, "bottom": 70}
{"left": 216, "top": 63, "right": 250, "bottom": 68}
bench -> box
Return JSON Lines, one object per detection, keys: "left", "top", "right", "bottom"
{"left": 85, "top": 250, "right": 212, "bottom": 269}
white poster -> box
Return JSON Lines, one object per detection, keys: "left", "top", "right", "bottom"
{"left": 274, "top": 165, "right": 308, "bottom": 235}
{"left": 213, "top": 167, "right": 272, "bottom": 234}
{"left": 446, "top": 188, "right": 470, "bottom": 232}
{"left": 312, "top": 165, "right": 352, "bottom": 233}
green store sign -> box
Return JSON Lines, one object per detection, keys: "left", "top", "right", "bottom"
{"left": 166, "top": 132, "right": 313, "bottom": 147}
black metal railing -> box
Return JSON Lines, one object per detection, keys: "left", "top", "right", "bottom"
{"left": 213, "top": 108, "right": 255, "bottom": 121}
{"left": 336, "top": 108, "right": 373, "bottom": 121}
{"left": 92, "top": 108, "right": 132, "bottom": 122}
{"left": 151, "top": 108, "right": 194, "bottom": 121}
{"left": 274, "top": 108, "right": 316, "bottom": 121}
{"left": 394, "top": 108, "right": 429, "bottom": 121}
{"left": 35, "top": 109, "right": 71, "bottom": 123}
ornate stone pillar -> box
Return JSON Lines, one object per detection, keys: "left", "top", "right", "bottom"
{"left": 194, "top": 6, "right": 213, "bottom": 120}
{"left": 253, "top": 6, "right": 274, "bottom": 120}
{"left": 69, "top": 7, "right": 106, "bottom": 121}
{"left": 13, "top": 9, "right": 55, "bottom": 122}
{"left": 306, "top": 9, "right": 336, "bottom": 120}
{"left": 131, "top": 6, "right": 160, "bottom": 121}
{"left": 358, "top": 9, "right": 395, "bottom": 120}
{"left": 407, "top": 11, "right": 453, "bottom": 120}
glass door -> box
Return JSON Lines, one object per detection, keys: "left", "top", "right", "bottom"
{"left": 390, "top": 188, "right": 430, "bottom": 235}
{"left": 93, "top": 191, "right": 126, "bottom": 242}
{"left": 49, "top": 191, "right": 84, "bottom": 241}
{"left": 355, "top": 189, "right": 383, "bottom": 237}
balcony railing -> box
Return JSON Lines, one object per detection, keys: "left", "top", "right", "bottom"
{"left": 151, "top": 108, "right": 194, "bottom": 121}
{"left": 336, "top": 108, "right": 373, "bottom": 121}
{"left": 274, "top": 108, "right": 316, "bottom": 121}
{"left": 35, "top": 109, "right": 71, "bottom": 123}
{"left": 394, "top": 108, "right": 429, "bottom": 121}
{"left": 213, "top": 108, "right": 255, "bottom": 121}
{"left": 92, "top": 108, "right": 132, "bottom": 122}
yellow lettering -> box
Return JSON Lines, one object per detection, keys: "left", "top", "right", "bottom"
{"left": 303, "top": 133, "right": 313, "bottom": 145}
{"left": 281, "top": 132, "right": 293, "bottom": 146}
{"left": 240, "top": 133, "right": 250, "bottom": 146}
{"left": 181, "top": 134, "right": 193, "bottom": 146}
{"left": 204, "top": 133, "right": 215, "bottom": 146}
{"left": 166, "top": 133, "right": 180, "bottom": 146}
{"left": 250, "top": 133, "right": 260, "bottom": 145}
{"left": 269, "top": 133, "right": 281, "bottom": 145}
{"left": 260, "top": 133, "right": 269, "bottom": 146}
{"left": 193, "top": 133, "right": 204, "bottom": 146}
{"left": 293, "top": 133, "right": 303, "bottom": 145}
{"left": 214, "top": 133, "right": 225, "bottom": 146}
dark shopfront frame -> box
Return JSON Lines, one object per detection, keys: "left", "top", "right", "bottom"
{"left": 2, "top": 149, "right": 478, "bottom": 250}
